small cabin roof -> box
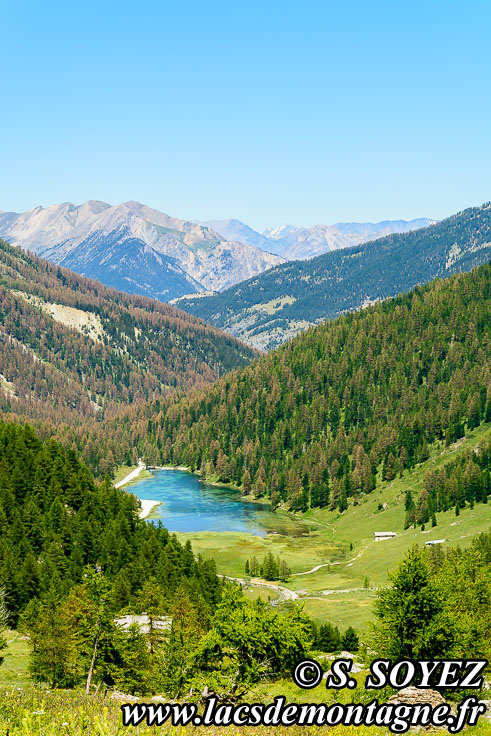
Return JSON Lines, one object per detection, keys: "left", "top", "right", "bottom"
{"left": 425, "top": 539, "right": 446, "bottom": 545}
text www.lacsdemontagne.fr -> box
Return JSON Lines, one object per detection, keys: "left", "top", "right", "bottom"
{"left": 121, "top": 695, "right": 487, "bottom": 733}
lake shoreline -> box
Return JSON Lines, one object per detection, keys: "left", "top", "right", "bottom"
{"left": 121, "top": 465, "right": 308, "bottom": 537}
{"left": 155, "top": 465, "right": 276, "bottom": 508}
{"left": 116, "top": 464, "right": 307, "bottom": 533}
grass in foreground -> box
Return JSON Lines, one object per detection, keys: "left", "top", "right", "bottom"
{"left": 1, "top": 640, "right": 490, "bottom": 735}
{"left": 0, "top": 686, "right": 490, "bottom": 736}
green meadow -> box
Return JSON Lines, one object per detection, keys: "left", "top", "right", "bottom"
{"left": 177, "top": 423, "right": 491, "bottom": 630}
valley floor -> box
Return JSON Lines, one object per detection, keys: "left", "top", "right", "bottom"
{"left": 176, "top": 424, "right": 491, "bottom": 631}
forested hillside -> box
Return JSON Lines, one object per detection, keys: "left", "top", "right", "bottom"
{"left": 177, "top": 203, "right": 491, "bottom": 349}
{"left": 0, "top": 239, "right": 256, "bottom": 426}
{"left": 0, "top": 421, "right": 220, "bottom": 626}
{"left": 0, "top": 421, "right": 315, "bottom": 697}
{"left": 90, "top": 264, "right": 490, "bottom": 511}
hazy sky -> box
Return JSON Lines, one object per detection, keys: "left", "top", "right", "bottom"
{"left": 1, "top": 0, "right": 490, "bottom": 231}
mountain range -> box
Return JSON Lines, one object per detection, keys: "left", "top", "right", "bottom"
{"left": 0, "top": 201, "right": 436, "bottom": 304}
{"left": 0, "top": 201, "right": 284, "bottom": 301}
{"left": 177, "top": 203, "right": 491, "bottom": 349}
{"left": 202, "top": 217, "right": 436, "bottom": 260}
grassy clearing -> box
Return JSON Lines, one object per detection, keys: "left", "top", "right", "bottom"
{"left": 179, "top": 424, "right": 491, "bottom": 630}
{"left": 176, "top": 529, "right": 338, "bottom": 580}
{"left": 1, "top": 632, "right": 30, "bottom": 687}
{"left": 250, "top": 296, "right": 296, "bottom": 315}
{"left": 300, "top": 591, "right": 378, "bottom": 631}
{"left": 241, "top": 585, "right": 279, "bottom": 603}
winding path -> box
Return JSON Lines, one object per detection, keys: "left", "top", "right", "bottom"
{"left": 218, "top": 575, "right": 299, "bottom": 601}
{"left": 219, "top": 545, "right": 371, "bottom": 602}
{"left": 291, "top": 545, "right": 368, "bottom": 576}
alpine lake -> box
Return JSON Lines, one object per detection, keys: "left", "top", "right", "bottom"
{"left": 129, "top": 468, "right": 309, "bottom": 537}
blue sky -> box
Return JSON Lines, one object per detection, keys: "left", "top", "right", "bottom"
{"left": 1, "top": 0, "right": 490, "bottom": 230}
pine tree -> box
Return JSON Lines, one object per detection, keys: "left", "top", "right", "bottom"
{"left": 317, "top": 623, "right": 341, "bottom": 652}
{"left": 27, "top": 594, "right": 81, "bottom": 688}
{"left": 262, "top": 552, "right": 279, "bottom": 580}
{"left": 134, "top": 580, "right": 167, "bottom": 654}
{"left": 371, "top": 546, "right": 444, "bottom": 659}
{"left": 249, "top": 556, "right": 259, "bottom": 576}
{"left": 279, "top": 559, "right": 291, "bottom": 581}
{"left": 341, "top": 626, "right": 359, "bottom": 652}
{"left": 114, "top": 623, "right": 153, "bottom": 695}
{"left": 242, "top": 469, "right": 251, "bottom": 496}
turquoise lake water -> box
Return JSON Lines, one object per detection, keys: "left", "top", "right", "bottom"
{"left": 129, "top": 469, "right": 306, "bottom": 537}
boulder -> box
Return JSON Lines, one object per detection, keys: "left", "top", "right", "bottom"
{"left": 388, "top": 686, "right": 447, "bottom": 708}
{"left": 388, "top": 687, "right": 454, "bottom": 731}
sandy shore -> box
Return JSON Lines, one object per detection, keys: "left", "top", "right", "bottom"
{"left": 138, "top": 499, "right": 162, "bottom": 519}
{"left": 113, "top": 465, "right": 161, "bottom": 519}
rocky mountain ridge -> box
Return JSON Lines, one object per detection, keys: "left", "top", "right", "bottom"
{"left": 204, "top": 217, "right": 436, "bottom": 260}
{"left": 0, "top": 201, "right": 284, "bottom": 301}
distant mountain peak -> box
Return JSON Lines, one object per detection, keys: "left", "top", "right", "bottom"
{"left": 0, "top": 201, "right": 284, "bottom": 301}
{"left": 260, "top": 218, "right": 437, "bottom": 259}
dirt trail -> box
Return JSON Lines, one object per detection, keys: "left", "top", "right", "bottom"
{"left": 292, "top": 545, "right": 369, "bottom": 576}
{"left": 218, "top": 575, "right": 299, "bottom": 601}
{"left": 219, "top": 546, "right": 370, "bottom": 599}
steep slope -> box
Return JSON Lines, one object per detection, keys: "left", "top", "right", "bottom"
{"left": 0, "top": 239, "right": 256, "bottom": 426}
{"left": 178, "top": 203, "right": 491, "bottom": 349}
{"left": 85, "top": 265, "right": 490, "bottom": 516}
{"left": 0, "top": 201, "right": 284, "bottom": 300}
